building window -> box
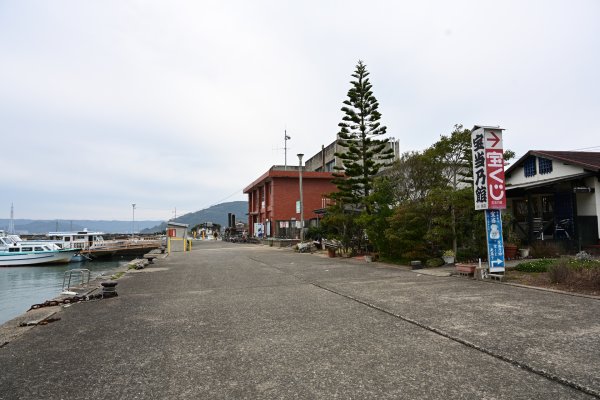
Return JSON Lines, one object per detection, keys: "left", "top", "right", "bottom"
{"left": 325, "top": 160, "right": 335, "bottom": 172}
{"left": 538, "top": 157, "right": 553, "bottom": 175}
{"left": 524, "top": 156, "right": 536, "bottom": 177}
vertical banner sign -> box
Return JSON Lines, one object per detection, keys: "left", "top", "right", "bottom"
{"left": 471, "top": 127, "right": 506, "bottom": 210}
{"left": 471, "top": 129, "right": 486, "bottom": 210}
{"left": 485, "top": 209, "right": 505, "bottom": 273}
{"left": 484, "top": 129, "right": 506, "bottom": 209}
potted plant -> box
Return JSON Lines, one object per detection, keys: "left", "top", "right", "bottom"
{"left": 502, "top": 213, "right": 520, "bottom": 260}
{"left": 442, "top": 250, "right": 455, "bottom": 264}
{"left": 455, "top": 263, "right": 476, "bottom": 275}
{"left": 327, "top": 247, "right": 337, "bottom": 258}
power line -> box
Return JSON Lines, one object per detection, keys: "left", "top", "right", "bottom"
{"left": 568, "top": 145, "right": 600, "bottom": 151}
{"left": 200, "top": 188, "right": 246, "bottom": 211}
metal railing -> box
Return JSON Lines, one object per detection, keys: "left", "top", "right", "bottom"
{"left": 62, "top": 269, "right": 90, "bottom": 293}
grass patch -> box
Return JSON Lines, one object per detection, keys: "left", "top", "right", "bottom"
{"left": 567, "top": 258, "right": 600, "bottom": 270}
{"left": 514, "top": 259, "right": 556, "bottom": 273}
{"left": 111, "top": 271, "right": 126, "bottom": 280}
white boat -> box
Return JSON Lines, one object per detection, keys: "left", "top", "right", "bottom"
{"left": 0, "top": 232, "right": 80, "bottom": 267}
{"left": 46, "top": 230, "right": 161, "bottom": 259}
{"left": 46, "top": 230, "right": 107, "bottom": 261}
{"left": 46, "top": 229, "right": 107, "bottom": 251}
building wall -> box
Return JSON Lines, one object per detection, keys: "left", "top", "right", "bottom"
{"left": 304, "top": 138, "right": 400, "bottom": 173}
{"left": 577, "top": 176, "right": 598, "bottom": 216}
{"left": 245, "top": 170, "right": 337, "bottom": 237}
{"left": 271, "top": 176, "right": 335, "bottom": 220}
{"left": 507, "top": 157, "right": 584, "bottom": 186}
{"left": 305, "top": 142, "right": 338, "bottom": 172}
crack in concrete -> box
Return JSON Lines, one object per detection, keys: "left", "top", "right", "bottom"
{"left": 257, "top": 255, "right": 600, "bottom": 399}
{"left": 311, "top": 281, "right": 600, "bottom": 399}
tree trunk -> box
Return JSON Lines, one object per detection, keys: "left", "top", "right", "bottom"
{"left": 451, "top": 204, "right": 457, "bottom": 255}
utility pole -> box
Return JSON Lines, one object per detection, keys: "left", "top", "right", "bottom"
{"left": 132, "top": 204, "right": 136, "bottom": 239}
{"left": 8, "top": 203, "right": 14, "bottom": 234}
{"left": 297, "top": 153, "right": 304, "bottom": 241}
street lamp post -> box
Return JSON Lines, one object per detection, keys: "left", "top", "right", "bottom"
{"left": 297, "top": 153, "right": 304, "bottom": 241}
{"left": 131, "top": 203, "right": 136, "bottom": 240}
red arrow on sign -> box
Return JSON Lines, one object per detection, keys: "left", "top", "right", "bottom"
{"left": 487, "top": 132, "right": 501, "bottom": 148}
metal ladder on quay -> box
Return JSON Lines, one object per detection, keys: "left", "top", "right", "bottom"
{"left": 61, "top": 269, "right": 91, "bottom": 295}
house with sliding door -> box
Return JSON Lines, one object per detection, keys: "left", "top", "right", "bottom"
{"left": 504, "top": 151, "right": 600, "bottom": 252}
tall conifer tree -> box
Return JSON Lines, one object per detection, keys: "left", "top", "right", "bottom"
{"left": 332, "top": 60, "right": 393, "bottom": 213}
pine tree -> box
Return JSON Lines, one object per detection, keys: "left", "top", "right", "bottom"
{"left": 332, "top": 60, "right": 394, "bottom": 213}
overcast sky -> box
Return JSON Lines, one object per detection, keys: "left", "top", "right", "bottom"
{"left": 1, "top": 0, "right": 598, "bottom": 221}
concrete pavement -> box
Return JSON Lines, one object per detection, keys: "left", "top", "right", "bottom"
{"left": 1, "top": 241, "right": 599, "bottom": 399}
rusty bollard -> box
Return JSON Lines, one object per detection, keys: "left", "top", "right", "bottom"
{"left": 101, "top": 281, "right": 118, "bottom": 298}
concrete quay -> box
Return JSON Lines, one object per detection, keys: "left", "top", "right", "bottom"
{"left": 1, "top": 241, "right": 599, "bottom": 399}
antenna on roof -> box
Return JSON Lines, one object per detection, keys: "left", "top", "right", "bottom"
{"left": 284, "top": 130, "right": 291, "bottom": 170}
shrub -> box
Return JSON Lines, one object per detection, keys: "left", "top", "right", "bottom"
{"left": 426, "top": 258, "right": 445, "bottom": 267}
{"left": 547, "top": 259, "right": 571, "bottom": 283}
{"left": 456, "top": 247, "right": 478, "bottom": 262}
{"left": 305, "top": 226, "right": 324, "bottom": 241}
{"left": 514, "top": 259, "right": 555, "bottom": 273}
{"left": 567, "top": 258, "right": 600, "bottom": 270}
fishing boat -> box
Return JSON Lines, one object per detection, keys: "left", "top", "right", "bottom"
{"left": 0, "top": 232, "right": 80, "bottom": 267}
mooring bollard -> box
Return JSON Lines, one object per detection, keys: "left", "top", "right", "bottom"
{"left": 101, "top": 281, "right": 118, "bottom": 298}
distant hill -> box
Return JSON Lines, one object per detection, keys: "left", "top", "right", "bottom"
{"left": 140, "top": 201, "right": 248, "bottom": 233}
{"left": 0, "top": 219, "right": 164, "bottom": 235}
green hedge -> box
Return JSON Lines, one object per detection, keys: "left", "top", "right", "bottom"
{"left": 426, "top": 258, "right": 445, "bottom": 267}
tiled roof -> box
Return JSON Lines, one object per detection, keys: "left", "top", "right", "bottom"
{"left": 506, "top": 151, "right": 600, "bottom": 174}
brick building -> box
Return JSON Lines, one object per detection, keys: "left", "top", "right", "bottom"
{"left": 243, "top": 136, "right": 399, "bottom": 239}
{"left": 243, "top": 166, "right": 337, "bottom": 238}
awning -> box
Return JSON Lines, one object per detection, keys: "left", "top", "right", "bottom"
{"left": 505, "top": 172, "right": 591, "bottom": 191}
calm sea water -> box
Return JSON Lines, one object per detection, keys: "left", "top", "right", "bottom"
{"left": 0, "top": 259, "right": 131, "bottom": 326}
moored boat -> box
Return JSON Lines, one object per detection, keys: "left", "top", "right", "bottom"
{"left": 46, "top": 230, "right": 161, "bottom": 260}
{"left": 0, "top": 232, "right": 80, "bottom": 267}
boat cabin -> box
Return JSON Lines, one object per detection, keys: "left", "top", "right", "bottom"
{"left": 6, "top": 245, "right": 54, "bottom": 253}
{"left": 46, "top": 230, "right": 106, "bottom": 250}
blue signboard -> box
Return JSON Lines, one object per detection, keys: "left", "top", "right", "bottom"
{"left": 485, "top": 209, "right": 505, "bottom": 272}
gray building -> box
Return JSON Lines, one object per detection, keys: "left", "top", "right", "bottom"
{"left": 304, "top": 137, "right": 400, "bottom": 172}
